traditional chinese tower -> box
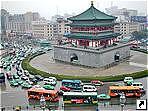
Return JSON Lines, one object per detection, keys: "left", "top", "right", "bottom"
{"left": 65, "top": 1, "right": 120, "bottom": 48}
{"left": 54, "top": 1, "right": 130, "bottom": 68}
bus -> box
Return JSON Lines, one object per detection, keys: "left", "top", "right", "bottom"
{"left": 27, "top": 88, "right": 59, "bottom": 102}
{"left": 109, "top": 86, "right": 141, "bottom": 97}
{"left": 62, "top": 79, "right": 82, "bottom": 90}
{"left": 63, "top": 92, "right": 98, "bottom": 104}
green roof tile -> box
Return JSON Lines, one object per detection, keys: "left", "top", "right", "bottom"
{"left": 68, "top": 3, "right": 116, "bottom": 21}
{"left": 65, "top": 32, "right": 121, "bottom": 40}
{"left": 67, "top": 23, "right": 117, "bottom": 27}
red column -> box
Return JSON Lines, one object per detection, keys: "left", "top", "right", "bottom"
{"left": 95, "top": 41, "right": 97, "bottom": 47}
{"left": 98, "top": 41, "right": 100, "bottom": 46}
{"left": 76, "top": 39, "right": 77, "bottom": 45}
{"left": 108, "top": 39, "right": 110, "bottom": 45}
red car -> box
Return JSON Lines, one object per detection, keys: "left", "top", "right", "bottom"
{"left": 60, "top": 86, "right": 71, "bottom": 92}
{"left": 91, "top": 80, "right": 104, "bottom": 86}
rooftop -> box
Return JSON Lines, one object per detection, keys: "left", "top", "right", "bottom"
{"left": 65, "top": 32, "right": 121, "bottom": 40}
{"left": 68, "top": 1, "right": 116, "bottom": 21}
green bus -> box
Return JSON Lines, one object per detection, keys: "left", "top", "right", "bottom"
{"left": 63, "top": 92, "right": 98, "bottom": 105}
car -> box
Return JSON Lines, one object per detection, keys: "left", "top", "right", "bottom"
{"left": 43, "top": 78, "right": 56, "bottom": 85}
{"left": 17, "top": 71, "right": 23, "bottom": 76}
{"left": 43, "top": 84, "right": 54, "bottom": 90}
{"left": 13, "top": 74, "right": 19, "bottom": 79}
{"left": 21, "top": 75, "right": 28, "bottom": 80}
{"left": 21, "top": 82, "right": 32, "bottom": 89}
{"left": 60, "top": 86, "right": 71, "bottom": 92}
{"left": 24, "top": 70, "right": 29, "bottom": 76}
{"left": 7, "top": 66, "right": 11, "bottom": 71}
{"left": 32, "top": 85, "right": 42, "bottom": 89}
{"left": 97, "top": 94, "right": 111, "bottom": 100}
{"left": 6, "top": 72, "right": 12, "bottom": 80}
{"left": 132, "top": 82, "right": 145, "bottom": 93}
{"left": 29, "top": 74, "right": 35, "bottom": 79}
{"left": 9, "top": 80, "right": 19, "bottom": 87}
{"left": 3, "top": 64, "right": 7, "bottom": 69}
{"left": 17, "top": 61, "right": 20, "bottom": 65}
{"left": 31, "top": 78, "right": 38, "bottom": 83}
{"left": 49, "top": 77, "right": 57, "bottom": 81}
{"left": 83, "top": 85, "right": 97, "bottom": 92}
{"left": 35, "top": 75, "right": 44, "bottom": 81}
{"left": 124, "top": 77, "right": 133, "bottom": 85}
{"left": 15, "top": 79, "right": 23, "bottom": 85}
{"left": 91, "top": 80, "right": 104, "bottom": 86}
{"left": 12, "top": 63, "right": 15, "bottom": 67}
{"left": 26, "top": 79, "right": 33, "bottom": 85}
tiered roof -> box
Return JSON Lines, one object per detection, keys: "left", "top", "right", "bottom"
{"left": 65, "top": 32, "right": 120, "bottom": 40}
{"left": 68, "top": 2, "right": 116, "bottom": 21}
{"left": 66, "top": 2, "right": 120, "bottom": 40}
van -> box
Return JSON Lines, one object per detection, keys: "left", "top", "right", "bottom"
{"left": 83, "top": 85, "right": 97, "bottom": 92}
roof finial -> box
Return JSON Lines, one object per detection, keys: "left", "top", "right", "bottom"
{"left": 91, "top": 1, "right": 94, "bottom": 6}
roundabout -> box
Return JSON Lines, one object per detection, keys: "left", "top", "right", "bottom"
{"left": 22, "top": 50, "right": 148, "bottom": 81}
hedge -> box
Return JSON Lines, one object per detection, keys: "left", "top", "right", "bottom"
{"left": 22, "top": 53, "right": 148, "bottom": 82}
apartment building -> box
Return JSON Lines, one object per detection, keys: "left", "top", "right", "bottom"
{"left": 32, "top": 18, "right": 70, "bottom": 40}
{"left": 32, "top": 20, "right": 50, "bottom": 38}
{"left": 114, "top": 22, "right": 146, "bottom": 37}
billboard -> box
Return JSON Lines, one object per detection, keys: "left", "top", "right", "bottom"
{"left": 131, "top": 16, "right": 147, "bottom": 23}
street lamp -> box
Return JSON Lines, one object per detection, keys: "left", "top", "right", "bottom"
{"left": 120, "top": 92, "right": 126, "bottom": 111}
{"left": 40, "top": 95, "right": 46, "bottom": 111}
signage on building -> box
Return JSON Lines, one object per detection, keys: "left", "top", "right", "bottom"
{"left": 131, "top": 16, "right": 147, "bottom": 23}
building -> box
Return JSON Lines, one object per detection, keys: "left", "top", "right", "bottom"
{"left": 57, "top": 18, "right": 70, "bottom": 35}
{"left": 24, "top": 12, "right": 40, "bottom": 23}
{"left": 32, "top": 18, "right": 70, "bottom": 40}
{"left": 130, "top": 16, "right": 147, "bottom": 23}
{"left": 53, "top": 18, "right": 70, "bottom": 40}
{"left": 32, "top": 20, "right": 50, "bottom": 38}
{"left": 1, "top": 9, "right": 9, "bottom": 35}
{"left": 1, "top": 10, "right": 40, "bottom": 35}
{"left": 105, "top": 6, "right": 138, "bottom": 22}
{"left": 53, "top": 2, "right": 130, "bottom": 68}
{"left": 114, "top": 22, "right": 146, "bottom": 37}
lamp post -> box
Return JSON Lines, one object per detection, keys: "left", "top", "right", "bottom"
{"left": 40, "top": 95, "right": 46, "bottom": 111}
{"left": 120, "top": 92, "right": 126, "bottom": 111}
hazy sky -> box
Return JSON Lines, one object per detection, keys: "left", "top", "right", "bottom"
{"left": 1, "top": 0, "right": 147, "bottom": 20}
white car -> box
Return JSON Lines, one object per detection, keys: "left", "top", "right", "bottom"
{"left": 83, "top": 85, "right": 97, "bottom": 92}
{"left": 43, "top": 78, "right": 56, "bottom": 85}
{"left": 124, "top": 77, "right": 133, "bottom": 84}
{"left": 26, "top": 79, "right": 33, "bottom": 85}
{"left": 24, "top": 70, "right": 29, "bottom": 76}
{"left": 132, "top": 82, "right": 144, "bottom": 90}
{"left": 49, "top": 77, "right": 57, "bottom": 81}
{"left": 21, "top": 75, "right": 28, "bottom": 80}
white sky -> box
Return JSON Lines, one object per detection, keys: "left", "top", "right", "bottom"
{"left": 1, "top": 0, "right": 147, "bottom": 20}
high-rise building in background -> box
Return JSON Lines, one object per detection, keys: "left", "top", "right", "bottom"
{"left": 1, "top": 9, "right": 9, "bottom": 36}
{"left": 105, "top": 6, "right": 146, "bottom": 38}
{"left": 105, "top": 6, "right": 138, "bottom": 22}
{"left": 0, "top": 9, "right": 40, "bottom": 36}
{"left": 24, "top": 12, "right": 40, "bottom": 23}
